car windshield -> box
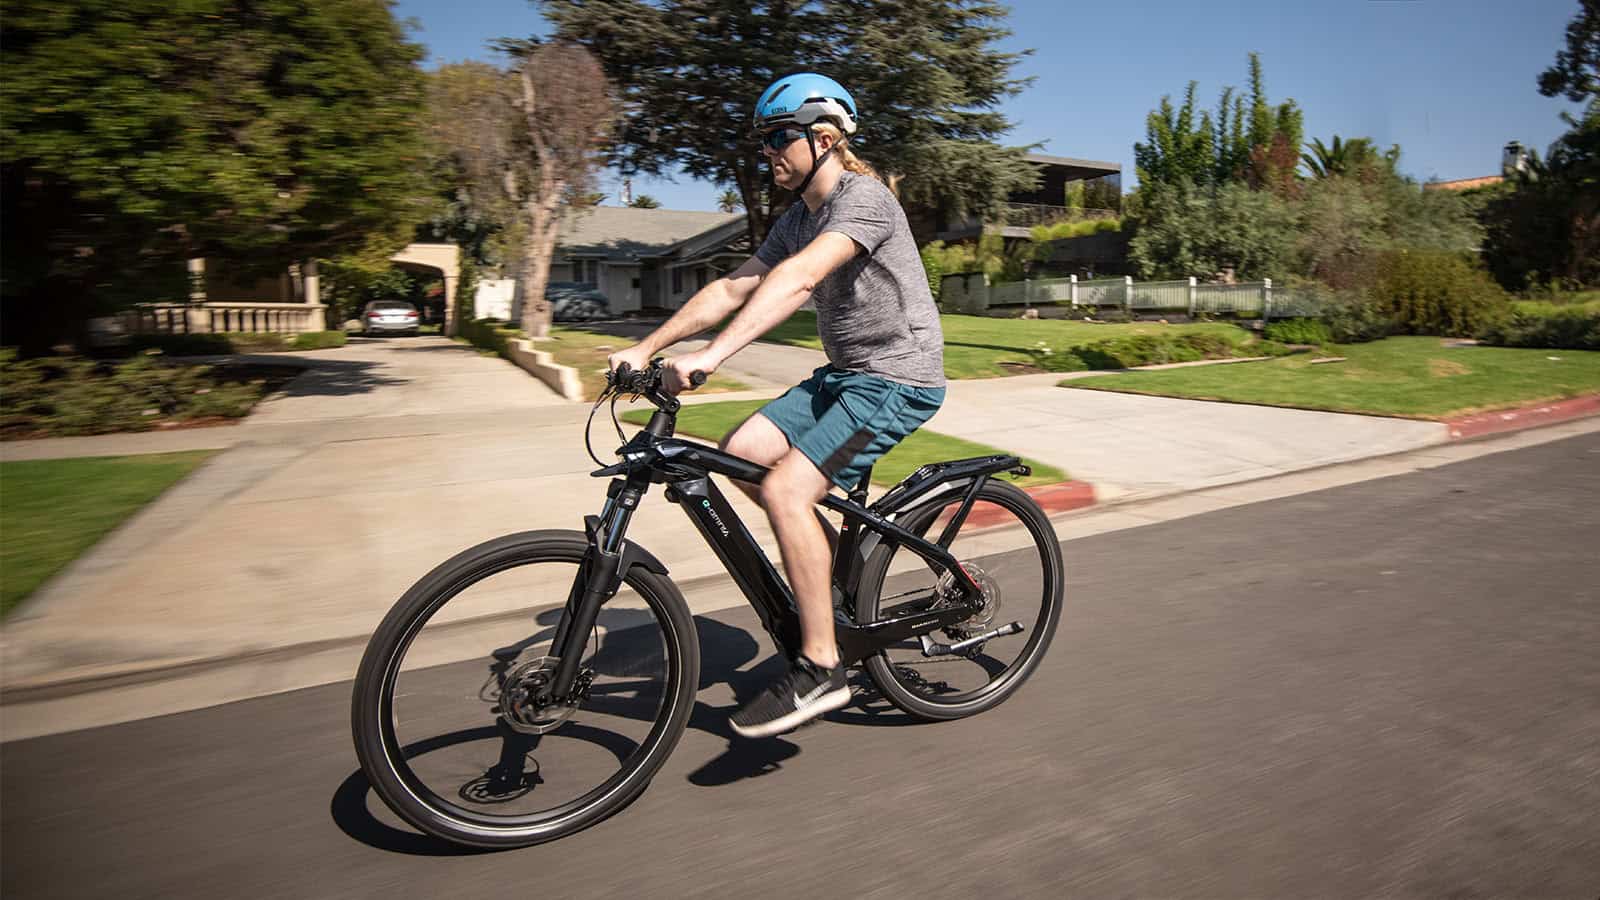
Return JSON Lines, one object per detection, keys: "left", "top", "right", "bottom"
{"left": 370, "top": 302, "right": 414, "bottom": 311}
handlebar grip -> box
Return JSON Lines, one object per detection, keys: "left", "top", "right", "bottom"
{"left": 689, "top": 371, "right": 708, "bottom": 388}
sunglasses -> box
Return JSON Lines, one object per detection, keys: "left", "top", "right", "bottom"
{"left": 759, "top": 127, "right": 807, "bottom": 153}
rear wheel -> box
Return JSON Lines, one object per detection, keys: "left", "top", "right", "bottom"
{"left": 857, "top": 480, "right": 1063, "bottom": 721}
{"left": 351, "top": 530, "right": 698, "bottom": 848}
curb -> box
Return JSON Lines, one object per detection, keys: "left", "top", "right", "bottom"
{"left": 954, "top": 480, "right": 1097, "bottom": 530}
{"left": 1443, "top": 394, "right": 1600, "bottom": 440}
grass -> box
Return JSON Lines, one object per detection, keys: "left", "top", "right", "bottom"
{"left": 750, "top": 310, "right": 1259, "bottom": 379}
{"left": 1061, "top": 336, "right": 1600, "bottom": 418}
{"left": 0, "top": 450, "right": 217, "bottom": 617}
{"left": 621, "top": 399, "right": 1066, "bottom": 489}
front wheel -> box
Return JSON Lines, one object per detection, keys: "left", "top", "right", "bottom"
{"left": 857, "top": 479, "right": 1063, "bottom": 721}
{"left": 351, "top": 530, "right": 698, "bottom": 848}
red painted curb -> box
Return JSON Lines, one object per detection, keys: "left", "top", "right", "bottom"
{"left": 945, "top": 480, "right": 1096, "bottom": 530}
{"left": 1443, "top": 394, "right": 1600, "bottom": 440}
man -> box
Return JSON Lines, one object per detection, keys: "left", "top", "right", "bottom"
{"left": 608, "top": 73, "right": 945, "bottom": 738}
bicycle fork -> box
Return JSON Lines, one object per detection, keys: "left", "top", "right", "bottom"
{"left": 546, "top": 476, "right": 649, "bottom": 702}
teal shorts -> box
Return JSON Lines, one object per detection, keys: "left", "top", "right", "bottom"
{"left": 756, "top": 365, "right": 945, "bottom": 491}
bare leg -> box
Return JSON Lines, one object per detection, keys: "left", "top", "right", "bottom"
{"left": 721, "top": 413, "right": 838, "bottom": 557}
{"left": 759, "top": 450, "right": 837, "bottom": 668}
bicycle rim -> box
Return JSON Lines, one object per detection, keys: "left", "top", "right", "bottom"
{"left": 364, "top": 542, "right": 688, "bottom": 839}
{"left": 862, "top": 482, "right": 1062, "bottom": 712}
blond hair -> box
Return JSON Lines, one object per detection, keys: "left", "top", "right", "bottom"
{"left": 812, "top": 122, "right": 880, "bottom": 182}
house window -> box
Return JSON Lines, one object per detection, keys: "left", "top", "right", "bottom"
{"left": 695, "top": 268, "right": 708, "bottom": 291}
{"left": 672, "top": 267, "right": 683, "bottom": 294}
{"left": 571, "top": 258, "right": 599, "bottom": 285}
{"left": 631, "top": 278, "right": 640, "bottom": 289}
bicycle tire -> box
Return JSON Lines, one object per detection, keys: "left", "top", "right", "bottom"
{"left": 351, "top": 530, "right": 698, "bottom": 848}
{"left": 857, "top": 480, "right": 1063, "bottom": 721}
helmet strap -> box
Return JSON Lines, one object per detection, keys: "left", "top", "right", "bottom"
{"left": 793, "top": 127, "right": 837, "bottom": 198}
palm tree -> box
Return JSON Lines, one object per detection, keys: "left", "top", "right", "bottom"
{"left": 717, "top": 189, "right": 742, "bottom": 213}
{"left": 1302, "top": 135, "right": 1398, "bottom": 179}
{"left": 628, "top": 195, "right": 661, "bottom": 209}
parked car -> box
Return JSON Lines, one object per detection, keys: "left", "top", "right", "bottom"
{"left": 362, "top": 300, "right": 420, "bottom": 335}
{"left": 546, "top": 283, "right": 612, "bottom": 322}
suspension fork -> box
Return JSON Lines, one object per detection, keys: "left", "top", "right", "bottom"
{"left": 548, "top": 475, "right": 646, "bottom": 699}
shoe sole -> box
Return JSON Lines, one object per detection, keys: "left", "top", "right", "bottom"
{"left": 729, "top": 686, "right": 853, "bottom": 739}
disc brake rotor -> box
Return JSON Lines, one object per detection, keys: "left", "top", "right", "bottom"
{"left": 492, "top": 655, "right": 590, "bottom": 735}
{"left": 936, "top": 562, "right": 1002, "bottom": 639}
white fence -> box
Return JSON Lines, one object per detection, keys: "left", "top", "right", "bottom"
{"left": 940, "top": 273, "right": 1306, "bottom": 319}
{"left": 118, "top": 302, "right": 329, "bottom": 334}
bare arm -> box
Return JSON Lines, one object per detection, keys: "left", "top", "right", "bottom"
{"left": 619, "top": 255, "right": 770, "bottom": 361}
{"left": 700, "top": 231, "right": 861, "bottom": 366}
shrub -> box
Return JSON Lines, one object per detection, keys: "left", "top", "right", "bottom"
{"left": 0, "top": 351, "right": 269, "bottom": 438}
{"left": 1477, "top": 302, "right": 1600, "bottom": 350}
{"left": 1025, "top": 331, "right": 1254, "bottom": 372}
{"left": 459, "top": 318, "right": 522, "bottom": 357}
{"left": 123, "top": 331, "right": 346, "bottom": 355}
{"left": 1368, "top": 250, "right": 1511, "bottom": 337}
{"left": 1265, "top": 317, "right": 1333, "bottom": 345}
{"left": 1318, "top": 289, "right": 1393, "bottom": 343}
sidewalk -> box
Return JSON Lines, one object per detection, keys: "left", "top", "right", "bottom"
{"left": 2, "top": 336, "right": 1594, "bottom": 740}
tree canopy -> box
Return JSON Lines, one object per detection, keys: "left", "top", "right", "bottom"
{"left": 1, "top": 0, "right": 429, "bottom": 350}
{"left": 1133, "top": 53, "right": 1302, "bottom": 193}
{"left": 537, "top": 0, "right": 1040, "bottom": 241}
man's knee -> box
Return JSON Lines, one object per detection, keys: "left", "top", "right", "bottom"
{"left": 760, "top": 453, "right": 828, "bottom": 513}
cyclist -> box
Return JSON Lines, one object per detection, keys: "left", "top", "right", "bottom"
{"left": 608, "top": 73, "right": 945, "bottom": 738}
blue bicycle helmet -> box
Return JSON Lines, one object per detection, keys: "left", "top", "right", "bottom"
{"left": 753, "top": 73, "right": 858, "bottom": 135}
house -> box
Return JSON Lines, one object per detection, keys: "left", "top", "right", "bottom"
{"left": 547, "top": 207, "right": 747, "bottom": 313}
{"left": 925, "top": 153, "right": 1123, "bottom": 243}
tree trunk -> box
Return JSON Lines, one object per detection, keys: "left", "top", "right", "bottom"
{"left": 518, "top": 185, "right": 565, "bottom": 339}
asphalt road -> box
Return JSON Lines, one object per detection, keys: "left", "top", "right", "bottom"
{"left": 4, "top": 432, "right": 1598, "bottom": 899}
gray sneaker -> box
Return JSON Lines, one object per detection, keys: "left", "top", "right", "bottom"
{"left": 730, "top": 656, "right": 850, "bottom": 738}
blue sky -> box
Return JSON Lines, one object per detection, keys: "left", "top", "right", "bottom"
{"left": 393, "top": 0, "right": 1586, "bottom": 212}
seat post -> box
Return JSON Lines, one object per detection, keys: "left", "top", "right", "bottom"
{"left": 847, "top": 467, "right": 872, "bottom": 506}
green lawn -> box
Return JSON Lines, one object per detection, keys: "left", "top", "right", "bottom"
{"left": 1062, "top": 336, "right": 1600, "bottom": 418}
{"left": 545, "top": 326, "right": 749, "bottom": 401}
{"left": 1, "top": 450, "right": 217, "bottom": 617}
{"left": 751, "top": 310, "right": 1258, "bottom": 379}
{"left": 621, "top": 399, "right": 1065, "bottom": 488}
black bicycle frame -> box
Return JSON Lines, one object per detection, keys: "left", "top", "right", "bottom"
{"left": 543, "top": 408, "right": 1028, "bottom": 701}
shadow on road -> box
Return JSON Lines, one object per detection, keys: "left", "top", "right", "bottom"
{"left": 329, "top": 611, "right": 928, "bottom": 853}
{"left": 261, "top": 358, "right": 408, "bottom": 399}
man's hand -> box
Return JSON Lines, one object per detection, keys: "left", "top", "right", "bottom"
{"left": 663, "top": 350, "right": 721, "bottom": 396}
{"left": 607, "top": 344, "right": 653, "bottom": 378}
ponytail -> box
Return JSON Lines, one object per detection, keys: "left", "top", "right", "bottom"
{"left": 813, "top": 123, "right": 880, "bottom": 182}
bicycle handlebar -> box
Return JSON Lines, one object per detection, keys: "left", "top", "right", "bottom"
{"left": 607, "top": 359, "right": 706, "bottom": 396}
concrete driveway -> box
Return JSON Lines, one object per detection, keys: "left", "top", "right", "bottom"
{"left": 243, "top": 333, "right": 567, "bottom": 424}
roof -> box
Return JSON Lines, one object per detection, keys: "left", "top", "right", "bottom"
{"left": 1424, "top": 175, "right": 1504, "bottom": 192}
{"left": 1023, "top": 153, "right": 1121, "bottom": 175}
{"left": 556, "top": 207, "right": 743, "bottom": 261}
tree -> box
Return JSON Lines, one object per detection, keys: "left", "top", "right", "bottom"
{"left": 1480, "top": 0, "right": 1600, "bottom": 289}
{"left": 1133, "top": 53, "right": 1301, "bottom": 193}
{"left": 538, "top": 0, "right": 1039, "bottom": 243}
{"left": 1538, "top": 0, "right": 1599, "bottom": 104}
{"left": 1301, "top": 136, "right": 1400, "bottom": 180}
{"left": 717, "top": 189, "right": 744, "bottom": 213}
{"left": 1126, "top": 179, "right": 1297, "bottom": 281}
{"left": 425, "top": 48, "right": 617, "bottom": 338}
{"left": 1, "top": 0, "right": 429, "bottom": 352}
{"left": 629, "top": 194, "right": 662, "bottom": 208}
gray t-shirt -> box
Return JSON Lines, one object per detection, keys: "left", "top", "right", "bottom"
{"left": 755, "top": 172, "right": 945, "bottom": 388}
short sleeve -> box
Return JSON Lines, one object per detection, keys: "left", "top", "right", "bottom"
{"left": 754, "top": 207, "right": 796, "bottom": 267}
{"left": 822, "top": 181, "right": 895, "bottom": 255}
